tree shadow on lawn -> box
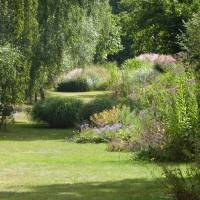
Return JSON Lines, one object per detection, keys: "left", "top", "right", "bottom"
{"left": 0, "top": 123, "right": 73, "bottom": 141}
{"left": 0, "top": 178, "right": 168, "bottom": 200}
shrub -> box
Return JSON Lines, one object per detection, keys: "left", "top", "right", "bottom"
{"left": 107, "top": 138, "right": 134, "bottom": 152}
{"left": 131, "top": 67, "right": 159, "bottom": 85}
{"left": 134, "top": 114, "right": 166, "bottom": 147}
{"left": 106, "top": 63, "right": 121, "bottom": 91}
{"left": 160, "top": 73, "right": 198, "bottom": 161}
{"left": 74, "top": 123, "right": 135, "bottom": 145}
{"left": 73, "top": 128, "right": 114, "bottom": 143}
{"left": 60, "top": 65, "right": 111, "bottom": 91}
{"left": 82, "top": 65, "right": 109, "bottom": 90}
{"left": 136, "top": 71, "right": 200, "bottom": 162}
{"left": 56, "top": 78, "right": 90, "bottom": 92}
{"left": 90, "top": 106, "right": 120, "bottom": 127}
{"left": 31, "top": 97, "right": 84, "bottom": 128}
{"left": 111, "top": 59, "right": 159, "bottom": 97}
{"left": 76, "top": 106, "right": 140, "bottom": 147}
{"left": 137, "top": 53, "right": 176, "bottom": 65}
{"left": 122, "top": 58, "right": 152, "bottom": 70}
{"left": 81, "top": 96, "right": 118, "bottom": 121}
{"left": 163, "top": 166, "right": 200, "bottom": 200}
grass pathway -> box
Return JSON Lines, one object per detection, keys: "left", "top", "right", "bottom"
{"left": 47, "top": 90, "right": 110, "bottom": 102}
{"left": 0, "top": 124, "right": 167, "bottom": 200}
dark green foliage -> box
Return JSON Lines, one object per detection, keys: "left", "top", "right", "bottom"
{"left": 0, "top": 44, "right": 28, "bottom": 127}
{"left": 136, "top": 144, "right": 194, "bottom": 162}
{"left": 31, "top": 97, "right": 84, "bottom": 128}
{"left": 163, "top": 166, "right": 200, "bottom": 200}
{"left": 81, "top": 96, "right": 118, "bottom": 121}
{"left": 111, "top": 0, "right": 200, "bottom": 62}
{"left": 135, "top": 71, "right": 200, "bottom": 162}
{"left": 180, "top": 12, "right": 200, "bottom": 63}
{"left": 57, "top": 79, "right": 90, "bottom": 92}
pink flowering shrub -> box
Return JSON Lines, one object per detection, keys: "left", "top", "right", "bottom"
{"left": 137, "top": 53, "right": 176, "bottom": 65}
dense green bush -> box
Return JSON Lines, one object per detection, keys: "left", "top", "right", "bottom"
{"left": 74, "top": 128, "right": 114, "bottom": 144}
{"left": 122, "top": 58, "right": 152, "bottom": 70}
{"left": 81, "top": 96, "right": 119, "bottom": 121}
{"left": 135, "top": 71, "right": 200, "bottom": 161}
{"left": 112, "top": 60, "right": 159, "bottom": 98}
{"left": 56, "top": 78, "right": 90, "bottom": 92}
{"left": 180, "top": 12, "right": 200, "bottom": 64}
{"left": 31, "top": 97, "right": 84, "bottom": 128}
{"left": 163, "top": 166, "right": 200, "bottom": 200}
{"left": 0, "top": 44, "right": 28, "bottom": 128}
{"left": 75, "top": 105, "right": 140, "bottom": 148}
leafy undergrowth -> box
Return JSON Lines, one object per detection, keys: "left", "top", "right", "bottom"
{"left": 0, "top": 124, "right": 169, "bottom": 200}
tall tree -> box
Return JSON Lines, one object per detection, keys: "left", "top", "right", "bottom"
{"left": 1, "top": 0, "right": 120, "bottom": 101}
{"left": 110, "top": 0, "right": 200, "bottom": 62}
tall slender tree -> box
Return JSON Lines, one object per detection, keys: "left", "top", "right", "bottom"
{"left": 0, "top": 0, "right": 121, "bottom": 102}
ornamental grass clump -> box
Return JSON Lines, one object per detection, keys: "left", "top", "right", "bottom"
{"left": 57, "top": 65, "right": 111, "bottom": 92}
{"left": 0, "top": 44, "right": 28, "bottom": 128}
{"left": 31, "top": 97, "right": 84, "bottom": 128}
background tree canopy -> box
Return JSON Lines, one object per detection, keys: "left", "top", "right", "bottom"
{"left": 109, "top": 0, "right": 200, "bottom": 62}
{"left": 1, "top": 0, "right": 200, "bottom": 105}
{"left": 0, "top": 0, "right": 121, "bottom": 101}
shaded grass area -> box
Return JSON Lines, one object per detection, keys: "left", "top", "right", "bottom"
{"left": 0, "top": 179, "right": 166, "bottom": 200}
{"left": 0, "top": 123, "right": 72, "bottom": 141}
{"left": 0, "top": 124, "right": 169, "bottom": 200}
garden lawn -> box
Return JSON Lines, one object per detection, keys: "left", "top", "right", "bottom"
{"left": 47, "top": 90, "right": 110, "bottom": 102}
{"left": 0, "top": 124, "right": 168, "bottom": 200}
{"left": 0, "top": 91, "right": 170, "bottom": 200}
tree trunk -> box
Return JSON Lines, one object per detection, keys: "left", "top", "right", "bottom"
{"left": 34, "top": 92, "right": 38, "bottom": 102}
{"left": 40, "top": 87, "right": 45, "bottom": 100}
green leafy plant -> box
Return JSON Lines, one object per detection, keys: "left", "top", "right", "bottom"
{"left": 163, "top": 166, "right": 200, "bottom": 200}
{"left": 31, "top": 97, "right": 84, "bottom": 128}
{"left": 180, "top": 12, "right": 200, "bottom": 63}
{"left": 0, "top": 44, "right": 28, "bottom": 128}
{"left": 81, "top": 96, "right": 118, "bottom": 121}
{"left": 122, "top": 58, "right": 151, "bottom": 70}
{"left": 137, "top": 71, "right": 200, "bottom": 161}
{"left": 90, "top": 106, "right": 120, "bottom": 127}
{"left": 57, "top": 78, "right": 90, "bottom": 92}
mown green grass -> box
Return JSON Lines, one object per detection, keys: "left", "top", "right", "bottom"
{"left": 0, "top": 91, "right": 172, "bottom": 200}
{"left": 47, "top": 90, "right": 110, "bottom": 102}
{"left": 0, "top": 124, "right": 169, "bottom": 200}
